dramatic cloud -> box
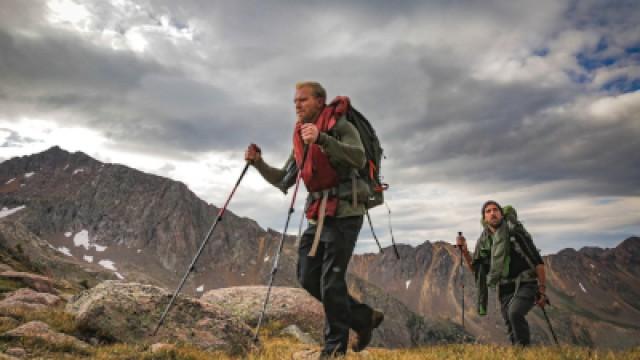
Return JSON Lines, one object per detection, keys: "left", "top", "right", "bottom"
{"left": 1, "top": 0, "right": 638, "bottom": 254}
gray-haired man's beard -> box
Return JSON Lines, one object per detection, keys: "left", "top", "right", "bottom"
{"left": 302, "top": 112, "right": 319, "bottom": 124}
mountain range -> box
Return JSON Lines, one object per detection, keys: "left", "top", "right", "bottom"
{"left": 1, "top": 146, "right": 638, "bottom": 349}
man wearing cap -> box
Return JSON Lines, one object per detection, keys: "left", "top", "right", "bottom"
{"left": 457, "top": 201, "right": 547, "bottom": 346}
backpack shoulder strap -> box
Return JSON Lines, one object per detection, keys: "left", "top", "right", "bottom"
{"left": 508, "top": 220, "right": 541, "bottom": 271}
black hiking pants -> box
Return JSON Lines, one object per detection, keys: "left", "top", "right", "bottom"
{"left": 297, "top": 215, "right": 374, "bottom": 355}
{"left": 499, "top": 281, "right": 538, "bottom": 346}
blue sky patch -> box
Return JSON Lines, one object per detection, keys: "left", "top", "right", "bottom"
{"left": 625, "top": 45, "right": 640, "bottom": 54}
{"left": 533, "top": 48, "right": 549, "bottom": 57}
{"left": 576, "top": 52, "right": 617, "bottom": 71}
{"left": 602, "top": 77, "right": 640, "bottom": 93}
{"left": 566, "top": 70, "right": 591, "bottom": 84}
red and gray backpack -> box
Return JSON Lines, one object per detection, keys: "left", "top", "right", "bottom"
{"left": 290, "top": 97, "right": 388, "bottom": 209}
{"left": 345, "top": 105, "right": 387, "bottom": 209}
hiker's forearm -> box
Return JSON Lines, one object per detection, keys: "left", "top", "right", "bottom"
{"left": 253, "top": 156, "right": 288, "bottom": 187}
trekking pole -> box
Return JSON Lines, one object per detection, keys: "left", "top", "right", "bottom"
{"left": 253, "top": 146, "right": 308, "bottom": 342}
{"left": 540, "top": 299, "right": 559, "bottom": 345}
{"left": 384, "top": 202, "right": 401, "bottom": 259}
{"left": 152, "top": 162, "right": 250, "bottom": 336}
{"left": 365, "top": 209, "right": 384, "bottom": 253}
{"left": 458, "top": 231, "right": 465, "bottom": 329}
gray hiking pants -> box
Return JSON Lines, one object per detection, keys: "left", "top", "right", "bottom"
{"left": 498, "top": 282, "right": 538, "bottom": 346}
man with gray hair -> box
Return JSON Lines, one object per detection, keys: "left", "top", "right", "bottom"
{"left": 246, "top": 81, "right": 383, "bottom": 358}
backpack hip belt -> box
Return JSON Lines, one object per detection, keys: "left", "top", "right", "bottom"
{"left": 308, "top": 173, "right": 360, "bottom": 206}
{"left": 309, "top": 187, "right": 339, "bottom": 200}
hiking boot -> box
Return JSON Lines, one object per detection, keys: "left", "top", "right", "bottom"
{"left": 352, "top": 309, "right": 384, "bottom": 352}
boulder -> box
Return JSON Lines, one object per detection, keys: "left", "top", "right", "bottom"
{"left": 0, "top": 300, "right": 47, "bottom": 317}
{"left": 281, "top": 325, "right": 318, "bottom": 345}
{"left": 201, "top": 286, "right": 324, "bottom": 341}
{"left": 1, "top": 321, "right": 89, "bottom": 352}
{"left": 66, "top": 281, "right": 254, "bottom": 355}
{"left": 0, "top": 353, "right": 19, "bottom": 360}
{"left": 2, "top": 288, "right": 63, "bottom": 307}
{"left": 0, "top": 288, "right": 64, "bottom": 318}
{"left": 3, "top": 348, "right": 25, "bottom": 358}
{"left": 0, "top": 272, "right": 57, "bottom": 294}
{"left": 150, "top": 343, "right": 176, "bottom": 353}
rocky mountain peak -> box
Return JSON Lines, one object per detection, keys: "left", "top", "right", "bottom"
{"left": 603, "top": 236, "right": 640, "bottom": 267}
{"left": 0, "top": 146, "right": 96, "bottom": 176}
{"left": 615, "top": 236, "right": 640, "bottom": 254}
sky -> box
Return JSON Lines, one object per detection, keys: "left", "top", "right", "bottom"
{"left": 1, "top": 0, "right": 639, "bottom": 255}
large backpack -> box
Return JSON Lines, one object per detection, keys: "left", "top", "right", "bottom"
{"left": 503, "top": 205, "right": 541, "bottom": 272}
{"left": 344, "top": 106, "right": 387, "bottom": 209}
{"left": 277, "top": 102, "right": 389, "bottom": 209}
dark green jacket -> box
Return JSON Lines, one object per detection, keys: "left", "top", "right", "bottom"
{"left": 253, "top": 115, "right": 367, "bottom": 217}
{"left": 471, "top": 213, "right": 543, "bottom": 315}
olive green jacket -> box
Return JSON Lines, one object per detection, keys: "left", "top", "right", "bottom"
{"left": 253, "top": 115, "right": 367, "bottom": 217}
{"left": 472, "top": 208, "right": 543, "bottom": 315}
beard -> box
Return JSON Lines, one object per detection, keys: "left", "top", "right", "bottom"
{"left": 298, "top": 108, "right": 321, "bottom": 124}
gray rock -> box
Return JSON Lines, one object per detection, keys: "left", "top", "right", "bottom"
{"left": 150, "top": 343, "right": 175, "bottom": 353}
{"left": 0, "top": 288, "right": 63, "bottom": 317}
{"left": 4, "top": 348, "right": 25, "bottom": 358}
{"left": 1, "top": 321, "right": 89, "bottom": 352}
{"left": 0, "top": 353, "right": 19, "bottom": 360}
{"left": 0, "top": 300, "right": 47, "bottom": 317}
{"left": 201, "top": 286, "right": 324, "bottom": 341}
{"left": 2, "top": 288, "right": 63, "bottom": 306}
{"left": 66, "top": 281, "right": 255, "bottom": 355}
{"left": 0, "top": 272, "right": 57, "bottom": 294}
{"left": 281, "top": 325, "right": 318, "bottom": 345}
